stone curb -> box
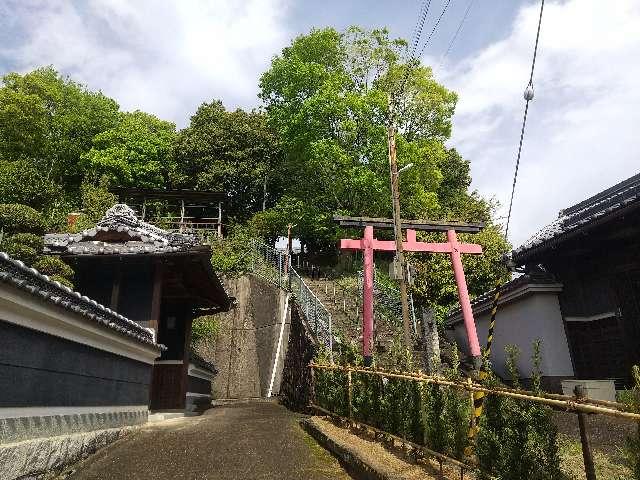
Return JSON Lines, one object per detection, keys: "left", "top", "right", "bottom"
{"left": 301, "top": 417, "right": 421, "bottom": 480}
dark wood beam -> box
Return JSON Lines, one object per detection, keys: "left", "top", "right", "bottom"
{"left": 333, "top": 215, "right": 485, "bottom": 233}
{"left": 110, "top": 262, "right": 121, "bottom": 311}
{"left": 149, "top": 261, "right": 163, "bottom": 332}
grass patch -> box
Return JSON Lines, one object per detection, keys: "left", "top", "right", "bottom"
{"left": 558, "top": 434, "right": 632, "bottom": 480}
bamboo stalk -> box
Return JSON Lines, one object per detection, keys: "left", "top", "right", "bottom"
{"left": 309, "top": 363, "right": 640, "bottom": 421}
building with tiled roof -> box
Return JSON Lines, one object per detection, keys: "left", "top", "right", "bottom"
{"left": 446, "top": 172, "right": 640, "bottom": 391}
{"left": 44, "top": 204, "right": 234, "bottom": 410}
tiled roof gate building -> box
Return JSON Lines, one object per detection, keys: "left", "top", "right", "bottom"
{"left": 44, "top": 204, "right": 233, "bottom": 410}
{"left": 447, "top": 172, "right": 640, "bottom": 390}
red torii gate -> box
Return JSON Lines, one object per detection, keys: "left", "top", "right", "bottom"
{"left": 336, "top": 216, "right": 484, "bottom": 367}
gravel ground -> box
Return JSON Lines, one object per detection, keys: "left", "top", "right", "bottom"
{"left": 59, "top": 400, "right": 352, "bottom": 480}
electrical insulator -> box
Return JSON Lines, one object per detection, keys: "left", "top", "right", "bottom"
{"left": 524, "top": 84, "right": 535, "bottom": 101}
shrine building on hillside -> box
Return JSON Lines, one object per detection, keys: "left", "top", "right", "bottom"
{"left": 44, "top": 204, "right": 233, "bottom": 411}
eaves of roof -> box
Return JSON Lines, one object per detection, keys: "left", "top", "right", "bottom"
{"left": 0, "top": 252, "right": 165, "bottom": 350}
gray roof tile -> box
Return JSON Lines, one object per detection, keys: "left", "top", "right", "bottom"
{"left": 513, "top": 172, "right": 640, "bottom": 263}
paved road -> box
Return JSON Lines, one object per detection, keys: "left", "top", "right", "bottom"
{"left": 64, "top": 400, "right": 352, "bottom": 480}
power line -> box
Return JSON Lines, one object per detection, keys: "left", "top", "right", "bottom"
{"left": 439, "top": 0, "right": 475, "bottom": 67}
{"left": 396, "top": 0, "right": 434, "bottom": 103}
{"left": 504, "top": 0, "right": 546, "bottom": 240}
{"left": 409, "top": 1, "right": 431, "bottom": 59}
{"left": 416, "top": 0, "right": 455, "bottom": 60}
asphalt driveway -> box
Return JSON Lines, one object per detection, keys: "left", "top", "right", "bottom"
{"left": 63, "top": 400, "right": 352, "bottom": 480}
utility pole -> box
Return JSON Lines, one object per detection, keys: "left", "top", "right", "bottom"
{"left": 387, "top": 99, "right": 413, "bottom": 352}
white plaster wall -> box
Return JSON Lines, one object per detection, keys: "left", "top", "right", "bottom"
{"left": 450, "top": 293, "right": 574, "bottom": 380}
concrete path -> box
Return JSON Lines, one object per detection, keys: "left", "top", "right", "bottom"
{"left": 63, "top": 400, "right": 352, "bottom": 480}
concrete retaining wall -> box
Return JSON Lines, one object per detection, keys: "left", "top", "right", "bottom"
{"left": 196, "top": 275, "right": 291, "bottom": 399}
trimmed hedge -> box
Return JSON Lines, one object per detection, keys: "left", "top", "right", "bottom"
{"left": 0, "top": 204, "right": 46, "bottom": 235}
{"left": 3, "top": 242, "right": 39, "bottom": 265}
{"left": 6, "top": 233, "right": 43, "bottom": 251}
{"left": 50, "top": 274, "right": 74, "bottom": 289}
{"left": 33, "top": 256, "right": 74, "bottom": 280}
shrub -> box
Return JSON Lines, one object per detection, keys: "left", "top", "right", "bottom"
{"left": 191, "top": 316, "right": 221, "bottom": 343}
{"left": 477, "top": 342, "right": 561, "bottom": 480}
{"left": 2, "top": 242, "right": 39, "bottom": 264}
{"left": 0, "top": 159, "right": 61, "bottom": 210}
{"left": 6, "top": 233, "right": 43, "bottom": 251}
{"left": 210, "top": 224, "right": 261, "bottom": 275}
{"left": 73, "top": 177, "right": 117, "bottom": 232}
{"left": 33, "top": 256, "right": 74, "bottom": 280}
{"left": 0, "top": 203, "right": 46, "bottom": 235}
{"left": 50, "top": 274, "right": 74, "bottom": 289}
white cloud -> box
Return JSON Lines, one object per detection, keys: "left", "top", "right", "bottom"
{"left": 0, "top": 0, "right": 291, "bottom": 126}
{"left": 435, "top": 0, "right": 640, "bottom": 247}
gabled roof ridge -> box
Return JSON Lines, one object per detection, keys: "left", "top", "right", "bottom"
{"left": 513, "top": 171, "right": 640, "bottom": 263}
{"left": 44, "top": 203, "right": 200, "bottom": 255}
{"left": 561, "top": 171, "right": 640, "bottom": 217}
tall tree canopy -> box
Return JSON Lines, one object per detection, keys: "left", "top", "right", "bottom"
{"left": 258, "top": 27, "right": 463, "bottom": 245}
{"left": 82, "top": 110, "right": 177, "bottom": 188}
{"left": 258, "top": 26, "right": 509, "bottom": 310}
{"left": 173, "top": 101, "right": 282, "bottom": 224}
{"left": 0, "top": 67, "right": 120, "bottom": 191}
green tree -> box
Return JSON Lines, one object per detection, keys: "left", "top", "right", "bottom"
{"left": 173, "top": 101, "right": 282, "bottom": 224}
{"left": 0, "top": 67, "right": 120, "bottom": 191}
{"left": 0, "top": 158, "right": 61, "bottom": 211}
{"left": 258, "top": 26, "right": 461, "bottom": 246}
{"left": 82, "top": 110, "right": 176, "bottom": 188}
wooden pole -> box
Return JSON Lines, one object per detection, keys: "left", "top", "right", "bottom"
{"left": 149, "top": 261, "right": 163, "bottom": 334}
{"left": 575, "top": 385, "right": 597, "bottom": 480}
{"left": 387, "top": 99, "right": 412, "bottom": 352}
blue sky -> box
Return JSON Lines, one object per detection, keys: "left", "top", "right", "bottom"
{"left": 1, "top": 0, "right": 639, "bottom": 247}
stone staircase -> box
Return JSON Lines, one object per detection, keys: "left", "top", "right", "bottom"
{"left": 303, "top": 276, "right": 401, "bottom": 355}
{"left": 303, "top": 275, "right": 475, "bottom": 373}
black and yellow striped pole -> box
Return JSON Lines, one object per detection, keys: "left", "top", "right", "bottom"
{"left": 465, "top": 282, "right": 502, "bottom": 458}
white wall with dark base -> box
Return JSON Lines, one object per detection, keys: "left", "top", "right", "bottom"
{"left": 447, "top": 281, "right": 575, "bottom": 392}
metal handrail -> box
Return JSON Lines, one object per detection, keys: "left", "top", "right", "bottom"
{"left": 248, "top": 240, "right": 336, "bottom": 355}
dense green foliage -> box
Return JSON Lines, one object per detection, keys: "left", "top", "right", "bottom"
{"left": 191, "top": 315, "right": 221, "bottom": 343}
{"left": 174, "top": 101, "right": 282, "bottom": 224}
{"left": 258, "top": 26, "right": 509, "bottom": 309}
{"left": 0, "top": 26, "right": 509, "bottom": 330}
{"left": 476, "top": 342, "right": 561, "bottom": 479}
{"left": 0, "top": 204, "right": 46, "bottom": 235}
{"left": 315, "top": 341, "right": 562, "bottom": 479}
{"left": 0, "top": 67, "right": 119, "bottom": 193}
{"left": 258, "top": 27, "right": 461, "bottom": 241}
{"left": 83, "top": 111, "right": 177, "bottom": 188}
{"left": 314, "top": 343, "right": 469, "bottom": 460}
{"left": 0, "top": 203, "right": 74, "bottom": 286}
